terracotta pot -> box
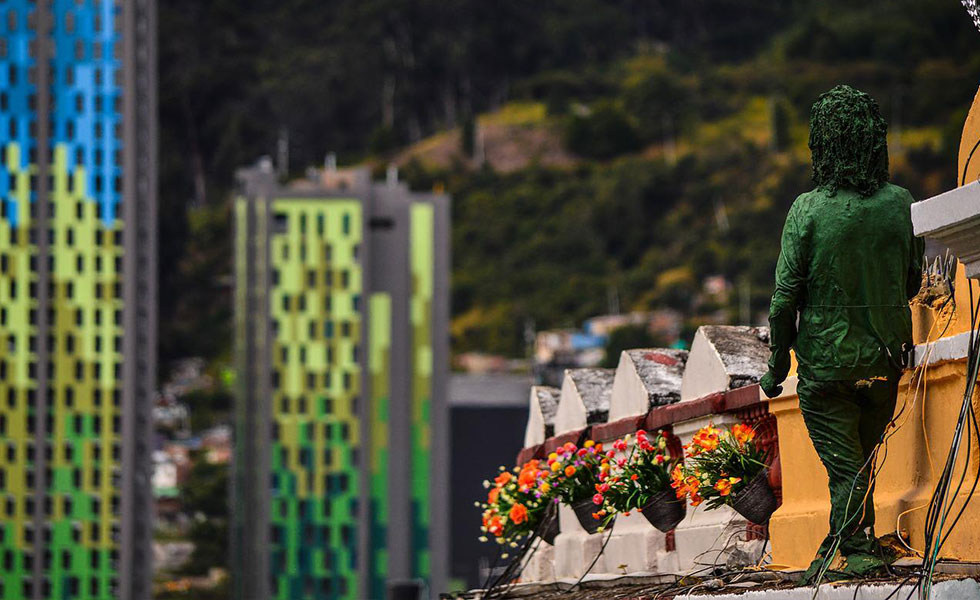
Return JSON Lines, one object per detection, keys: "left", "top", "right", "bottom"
{"left": 571, "top": 497, "right": 610, "bottom": 534}
{"left": 730, "top": 469, "right": 777, "bottom": 524}
{"left": 640, "top": 489, "right": 686, "bottom": 532}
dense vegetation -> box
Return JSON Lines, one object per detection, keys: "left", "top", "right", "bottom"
{"left": 159, "top": 0, "right": 980, "bottom": 362}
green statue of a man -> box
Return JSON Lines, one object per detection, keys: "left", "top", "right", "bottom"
{"left": 760, "top": 85, "right": 924, "bottom": 581}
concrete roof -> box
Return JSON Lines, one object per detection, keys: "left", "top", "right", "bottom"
{"left": 449, "top": 373, "right": 532, "bottom": 407}
{"left": 625, "top": 348, "right": 688, "bottom": 407}
{"left": 533, "top": 386, "right": 561, "bottom": 425}
{"left": 566, "top": 368, "right": 615, "bottom": 423}
{"left": 699, "top": 325, "right": 770, "bottom": 389}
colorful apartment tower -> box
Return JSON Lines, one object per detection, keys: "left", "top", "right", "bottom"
{"left": 232, "top": 162, "right": 449, "bottom": 600}
{"left": 0, "top": 1, "right": 157, "bottom": 599}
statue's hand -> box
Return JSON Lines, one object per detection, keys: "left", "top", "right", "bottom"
{"left": 759, "top": 372, "right": 783, "bottom": 398}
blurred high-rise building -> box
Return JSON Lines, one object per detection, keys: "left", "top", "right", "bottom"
{"left": 232, "top": 162, "right": 449, "bottom": 600}
{"left": 0, "top": 1, "right": 157, "bottom": 599}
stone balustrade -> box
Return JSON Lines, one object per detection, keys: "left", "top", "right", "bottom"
{"left": 516, "top": 325, "right": 778, "bottom": 582}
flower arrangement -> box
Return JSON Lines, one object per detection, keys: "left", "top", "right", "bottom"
{"left": 546, "top": 440, "right": 614, "bottom": 530}
{"left": 599, "top": 429, "right": 679, "bottom": 515}
{"left": 670, "top": 423, "right": 767, "bottom": 511}
{"left": 478, "top": 459, "right": 554, "bottom": 548}
{"left": 546, "top": 440, "right": 607, "bottom": 504}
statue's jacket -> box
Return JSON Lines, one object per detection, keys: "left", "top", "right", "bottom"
{"left": 768, "top": 183, "right": 925, "bottom": 382}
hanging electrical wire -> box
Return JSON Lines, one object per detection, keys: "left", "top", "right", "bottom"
{"left": 914, "top": 278, "right": 980, "bottom": 600}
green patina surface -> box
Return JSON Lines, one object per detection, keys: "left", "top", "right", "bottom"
{"left": 764, "top": 86, "right": 924, "bottom": 582}
{"left": 0, "top": 143, "right": 122, "bottom": 600}
{"left": 808, "top": 84, "right": 889, "bottom": 198}
{"left": 268, "top": 198, "right": 362, "bottom": 600}
{"left": 409, "top": 203, "right": 433, "bottom": 579}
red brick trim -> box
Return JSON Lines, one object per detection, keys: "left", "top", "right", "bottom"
{"left": 592, "top": 415, "right": 646, "bottom": 442}
{"left": 542, "top": 428, "right": 589, "bottom": 454}
{"left": 515, "top": 443, "right": 544, "bottom": 466}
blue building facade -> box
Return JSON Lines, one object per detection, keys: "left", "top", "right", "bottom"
{"left": 0, "top": 1, "right": 156, "bottom": 598}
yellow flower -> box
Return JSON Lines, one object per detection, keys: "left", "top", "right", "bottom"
{"left": 584, "top": 440, "right": 595, "bottom": 448}
{"left": 539, "top": 483, "right": 551, "bottom": 494}
{"left": 548, "top": 452, "right": 558, "bottom": 461}
{"left": 551, "top": 461, "right": 561, "bottom": 472}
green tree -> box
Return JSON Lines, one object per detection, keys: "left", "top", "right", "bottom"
{"left": 179, "top": 454, "right": 229, "bottom": 575}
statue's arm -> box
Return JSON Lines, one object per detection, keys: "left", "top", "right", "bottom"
{"left": 762, "top": 204, "right": 806, "bottom": 398}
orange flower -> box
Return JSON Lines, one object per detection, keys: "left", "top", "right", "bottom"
{"left": 487, "top": 515, "right": 504, "bottom": 536}
{"left": 518, "top": 468, "right": 537, "bottom": 487}
{"left": 509, "top": 503, "right": 528, "bottom": 524}
{"left": 494, "top": 471, "right": 513, "bottom": 486}
{"left": 670, "top": 465, "right": 684, "bottom": 489}
{"left": 714, "top": 476, "right": 742, "bottom": 497}
{"left": 691, "top": 425, "right": 720, "bottom": 453}
{"left": 564, "top": 465, "right": 577, "bottom": 477}
{"left": 732, "top": 423, "right": 756, "bottom": 446}
{"left": 685, "top": 425, "right": 721, "bottom": 456}
{"left": 488, "top": 487, "right": 500, "bottom": 504}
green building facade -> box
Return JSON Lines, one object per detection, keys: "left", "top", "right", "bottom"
{"left": 232, "top": 163, "right": 448, "bottom": 600}
{"left": 0, "top": 1, "right": 157, "bottom": 599}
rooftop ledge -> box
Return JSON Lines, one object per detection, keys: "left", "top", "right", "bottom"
{"left": 912, "top": 179, "right": 980, "bottom": 277}
{"left": 449, "top": 564, "right": 980, "bottom": 599}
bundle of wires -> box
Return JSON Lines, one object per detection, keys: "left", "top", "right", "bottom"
{"left": 915, "top": 278, "right": 980, "bottom": 599}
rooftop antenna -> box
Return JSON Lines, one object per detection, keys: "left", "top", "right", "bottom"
{"left": 276, "top": 127, "right": 289, "bottom": 178}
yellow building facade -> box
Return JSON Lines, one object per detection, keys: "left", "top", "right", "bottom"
{"left": 769, "top": 86, "right": 980, "bottom": 567}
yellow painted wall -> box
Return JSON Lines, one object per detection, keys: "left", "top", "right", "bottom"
{"left": 769, "top": 85, "right": 980, "bottom": 568}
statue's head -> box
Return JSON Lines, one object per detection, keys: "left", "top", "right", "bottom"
{"left": 808, "top": 84, "right": 889, "bottom": 197}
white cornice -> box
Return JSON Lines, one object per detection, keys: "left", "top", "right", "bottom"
{"left": 912, "top": 180, "right": 980, "bottom": 277}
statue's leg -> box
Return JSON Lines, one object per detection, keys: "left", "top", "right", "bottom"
{"left": 841, "top": 376, "right": 901, "bottom": 563}
{"left": 797, "top": 377, "right": 874, "bottom": 582}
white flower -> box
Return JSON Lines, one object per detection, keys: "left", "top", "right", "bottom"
{"left": 479, "top": 536, "right": 488, "bottom": 542}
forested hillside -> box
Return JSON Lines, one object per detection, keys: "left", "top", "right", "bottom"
{"left": 158, "top": 0, "right": 980, "bottom": 363}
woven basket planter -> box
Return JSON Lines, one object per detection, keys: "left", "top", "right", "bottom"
{"left": 640, "top": 489, "right": 686, "bottom": 532}
{"left": 571, "top": 497, "right": 611, "bottom": 534}
{"left": 730, "top": 469, "right": 777, "bottom": 524}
